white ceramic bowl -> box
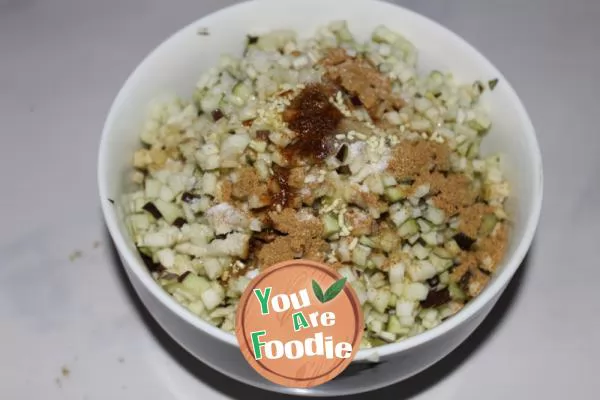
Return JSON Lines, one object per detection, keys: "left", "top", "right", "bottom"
{"left": 98, "top": 0, "right": 543, "bottom": 396}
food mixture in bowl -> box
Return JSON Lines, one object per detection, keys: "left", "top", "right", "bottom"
{"left": 122, "top": 22, "right": 510, "bottom": 348}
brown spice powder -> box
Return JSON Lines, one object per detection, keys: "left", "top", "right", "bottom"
{"left": 387, "top": 140, "right": 451, "bottom": 180}
{"left": 411, "top": 171, "right": 446, "bottom": 195}
{"left": 458, "top": 203, "right": 494, "bottom": 239}
{"left": 268, "top": 208, "right": 317, "bottom": 235}
{"left": 386, "top": 138, "right": 507, "bottom": 296}
{"left": 256, "top": 208, "right": 327, "bottom": 269}
{"left": 320, "top": 48, "right": 349, "bottom": 67}
{"left": 321, "top": 48, "right": 404, "bottom": 119}
{"left": 287, "top": 167, "right": 306, "bottom": 189}
{"left": 451, "top": 222, "right": 508, "bottom": 297}
{"left": 431, "top": 174, "right": 477, "bottom": 217}
{"left": 217, "top": 180, "right": 233, "bottom": 203}
{"left": 475, "top": 223, "right": 508, "bottom": 273}
{"left": 387, "top": 139, "right": 478, "bottom": 217}
{"left": 256, "top": 236, "right": 298, "bottom": 267}
{"left": 233, "top": 167, "right": 267, "bottom": 199}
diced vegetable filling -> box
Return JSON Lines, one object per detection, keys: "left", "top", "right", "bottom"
{"left": 122, "top": 21, "right": 509, "bottom": 348}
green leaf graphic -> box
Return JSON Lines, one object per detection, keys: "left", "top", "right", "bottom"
{"left": 322, "top": 277, "right": 347, "bottom": 303}
{"left": 312, "top": 279, "right": 325, "bottom": 303}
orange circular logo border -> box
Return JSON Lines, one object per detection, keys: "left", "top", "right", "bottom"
{"left": 235, "top": 259, "right": 364, "bottom": 388}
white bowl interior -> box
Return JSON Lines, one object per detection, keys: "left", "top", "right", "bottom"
{"left": 99, "top": 0, "right": 542, "bottom": 360}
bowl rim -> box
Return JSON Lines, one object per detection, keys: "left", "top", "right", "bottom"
{"left": 97, "top": 0, "right": 543, "bottom": 363}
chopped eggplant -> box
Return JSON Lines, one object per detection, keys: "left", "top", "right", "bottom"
{"left": 173, "top": 217, "right": 187, "bottom": 228}
{"left": 448, "top": 281, "right": 466, "bottom": 301}
{"left": 177, "top": 270, "right": 191, "bottom": 283}
{"left": 336, "top": 165, "right": 351, "bottom": 175}
{"left": 458, "top": 270, "right": 472, "bottom": 292}
{"left": 211, "top": 109, "right": 224, "bottom": 121}
{"left": 120, "top": 23, "right": 511, "bottom": 347}
{"left": 142, "top": 202, "right": 162, "bottom": 219}
{"left": 426, "top": 275, "right": 440, "bottom": 287}
{"left": 322, "top": 213, "right": 341, "bottom": 237}
{"left": 335, "top": 144, "right": 349, "bottom": 163}
{"left": 139, "top": 250, "right": 164, "bottom": 272}
{"left": 181, "top": 191, "right": 200, "bottom": 203}
{"left": 454, "top": 232, "right": 475, "bottom": 251}
{"left": 479, "top": 214, "right": 498, "bottom": 236}
{"left": 420, "top": 288, "right": 451, "bottom": 308}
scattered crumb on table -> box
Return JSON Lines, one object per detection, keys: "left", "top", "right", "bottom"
{"left": 93, "top": 240, "right": 101, "bottom": 249}
{"left": 61, "top": 366, "right": 70, "bottom": 377}
{"left": 68, "top": 250, "right": 82, "bottom": 262}
{"left": 55, "top": 377, "right": 62, "bottom": 388}
{"left": 118, "top": 357, "right": 125, "bottom": 363}
{"left": 197, "top": 27, "right": 210, "bottom": 35}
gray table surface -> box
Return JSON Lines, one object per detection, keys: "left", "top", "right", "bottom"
{"left": 1, "top": 0, "right": 598, "bottom": 398}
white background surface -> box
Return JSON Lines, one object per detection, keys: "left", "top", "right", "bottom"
{"left": 1, "top": 0, "right": 598, "bottom": 398}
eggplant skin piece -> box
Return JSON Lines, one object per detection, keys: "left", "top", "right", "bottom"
{"left": 454, "top": 232, "right": 475, "bottom": 251}
{"left": 181, "top": 192, "right": 199, "bottom": 203}
{"left": 139, "top": 251, "right": 164, "bottom": 272}
{"left": 142, "top": 202, "right": 162, "bottom": 219}
{"left": 420, "top": 288, "right": 451, "bottom": 308}
{"left": 172, "top": 217, "right": 187, "bottom": 228}
{"left": 426, "top": 275, "right": 440, "bottom": 287}
{"left": 458, "top": 270, "right": 472, "bottom": 292}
